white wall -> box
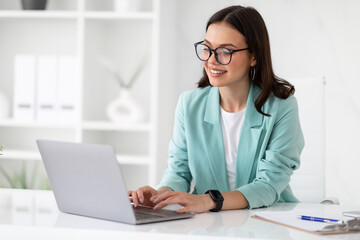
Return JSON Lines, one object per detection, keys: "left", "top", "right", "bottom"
{"left": 157, "top": 0, "right": 360, "bottom": 204}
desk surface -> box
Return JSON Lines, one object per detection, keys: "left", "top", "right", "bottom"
{"left": 1, "top": 189, "right": 360, "bottom": 240}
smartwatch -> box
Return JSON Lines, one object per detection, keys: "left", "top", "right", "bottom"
{"left": 205, "top": 190, "right": 224, "bottom": 212}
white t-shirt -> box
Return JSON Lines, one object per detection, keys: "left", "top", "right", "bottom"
{"left": 220, "top": 107, "right": 246, "bottom": 191}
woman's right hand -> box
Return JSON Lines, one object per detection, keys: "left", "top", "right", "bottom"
{"left": 128, "top": 186, "right": 160, "bottom": 207}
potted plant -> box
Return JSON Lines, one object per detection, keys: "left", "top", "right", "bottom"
{"left": 21, "top": 0, "right": 47, "bottom": 10}
{"left": 0, "top": 146, "right": 51, "bottom": 190}
{"left": 0, "top": 162, "right": 38, "bottom": 189}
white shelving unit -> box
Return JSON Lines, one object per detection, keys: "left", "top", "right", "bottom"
{"left": 0, "top": 0, "right": 160, "bottom": 190}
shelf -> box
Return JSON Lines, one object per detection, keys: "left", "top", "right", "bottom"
{"left": 84, "top": 11, "right": 154, "bottom": 20}
{"left": 0, "top": 10, "right": 78, "bottom": 19}
{"left": 0, "top": 150, "right": 41, "bottom": 161}
{"left": 82, "top": 121, "right": 151, "bottom": 131}
{"left": 0, "top": 119, "right": 77, "bottom": 129}
{"left": 0, "top": 120, "right": 152, "bottom": 132}
{"left": 0, "top": 150, "right": 149, "bottom": 165}
{"left": 0, "top": 10, "right": 154, "bottom": 20}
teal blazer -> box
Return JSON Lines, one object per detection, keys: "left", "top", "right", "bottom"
{"left": 158, "top": 83, "right": 305, "bottom": 209}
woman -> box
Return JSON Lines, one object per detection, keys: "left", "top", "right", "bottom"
{"left": 129, "top": 5, "right": 304, "bottom": 213}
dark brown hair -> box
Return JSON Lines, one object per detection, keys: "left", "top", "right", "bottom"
{"left": 197, "top": 6, "right": 294, "bottom": 116}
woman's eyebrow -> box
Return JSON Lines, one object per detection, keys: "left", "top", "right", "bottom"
{"left": 204, "top": 39, "right": 238, "bottom": 48}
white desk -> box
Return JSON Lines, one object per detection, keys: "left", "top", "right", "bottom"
{"left": 1, "top": 189, "right": 360, "bottom": 240}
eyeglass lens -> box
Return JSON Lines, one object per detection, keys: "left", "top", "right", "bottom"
{"left": 195, "top": 44, "right": 232, "bottom": 65}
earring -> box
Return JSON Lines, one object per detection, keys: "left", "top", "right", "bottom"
{"left": 250, "top": 66, "right": 256, "bottom": 81}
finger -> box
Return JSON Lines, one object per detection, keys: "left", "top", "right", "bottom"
{"left": 179, "top": 208, "right": 203, "bottom": 214}
{"left": 153, "top": 191, "right": 179, "bottom": 204}
{"left": 143, "top": 186, "right": 158, "bottom": 198}
{"left": 140, "top": 186, "right": 158, "bottom": 205}
{"left": 154, "top": 196, "right": 180, "bottom": 210}
{"left": 153, "top": 201, "right": 167, "bottom": 210}
{"left": 137, "top": 190, "right": 145, "bottom": 204}
{"left": 176, "top": 207, "right": 189, "bottom": 214}
{"left": 132, "top": 191, "right": 140, "bottom": 207}
{"left": 128, "top": 190, "right": 133, "bottom": 202}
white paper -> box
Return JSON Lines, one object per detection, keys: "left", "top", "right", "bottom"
{"left": 253, "top": 210, "right": 348, "bottom": 232}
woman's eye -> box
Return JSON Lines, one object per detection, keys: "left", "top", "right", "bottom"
{"left": 219, "top": 49, "right": 231, "bottom": 55}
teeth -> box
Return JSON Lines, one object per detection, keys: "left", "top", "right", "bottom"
{"left": 210, "top": 69, "right": 226, "bottom": 74}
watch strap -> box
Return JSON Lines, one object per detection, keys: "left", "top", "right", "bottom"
{"left": 205, "top": 190, "right": 224, "bottom": 212}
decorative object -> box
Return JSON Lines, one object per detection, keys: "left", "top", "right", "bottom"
{"left": 114, "top": 0, "right": 142, "bottom": 12}
{"left": 21, "top": 0, "right": 47, "bottom": 10}
{"left": 106, "top": 88, "right": 143, "bottom": 123}
{"left": 114, "top": 0, "right": 130, "bottom": 12}
{"left": 101, "top": 54, "right": 148, "bottom": 124}
{"left": 0, "top": 91, "right": 9, "bottom": 119}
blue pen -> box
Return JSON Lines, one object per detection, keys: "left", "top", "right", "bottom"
{"left": 297, "top": 215, "right": 343, "bottom": 224}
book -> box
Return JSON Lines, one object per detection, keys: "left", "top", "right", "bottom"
{"left": 13, "top": 55, "right": 36, "bottom": 121}
{"left": 57, "top": 55, "right": 79, "bottom": 122}
{"left": 36, "top": 55, "right": 58, "bottom": 122}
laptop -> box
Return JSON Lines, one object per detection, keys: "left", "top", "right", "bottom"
{"left": 36, "top": 139, "right": 194, "bottom": 225}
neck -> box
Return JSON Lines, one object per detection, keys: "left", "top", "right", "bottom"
{"left": 219, "top": 81, "right": 250, "bottom": 113}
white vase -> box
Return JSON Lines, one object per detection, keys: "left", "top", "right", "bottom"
{"left": 114, "top": 0, "right": 142, "bottom": 12}
{"left": 106, "top": 89, "right": 143, "bottom": 123}
{"left": 0, "top": 91, "right": 9, "bottom": 119}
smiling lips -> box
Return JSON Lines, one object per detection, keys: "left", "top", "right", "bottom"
{"left": 209, "top": 68, "right": 227, "bottom": 77}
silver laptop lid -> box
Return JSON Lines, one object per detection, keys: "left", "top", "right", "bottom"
{"left": 36, "top": 140, "right": 137, "bottom": 224}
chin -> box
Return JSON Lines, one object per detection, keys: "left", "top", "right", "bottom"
{"left": 208, "top": 78, "right": 227, "bottom": 88}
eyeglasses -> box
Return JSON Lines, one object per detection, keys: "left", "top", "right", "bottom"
{"left": 194, "top": 41, "right": 250, "bottom": 65}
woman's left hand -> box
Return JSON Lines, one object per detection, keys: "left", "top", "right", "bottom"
{"left": 152, "top": 191, "right": 215, "bottom": 213}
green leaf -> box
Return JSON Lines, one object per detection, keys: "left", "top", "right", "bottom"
{"left": 30, "top": 163, "right": 39, "bottom": 189}
{"left": 0, "top": 161, "right": 47, "bottom": 190}
{"left": 21, "top": 163, "right": 27, "bottom": 189}
{"left": 0, "top": 166, "right": 16, "bottom": 188}
{"left": 38, "top": 177, "right": 51, "bottom": 190}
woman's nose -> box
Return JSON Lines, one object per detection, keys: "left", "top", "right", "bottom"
{"left": 207, "top": 51, "right": 219, "bottom": 65}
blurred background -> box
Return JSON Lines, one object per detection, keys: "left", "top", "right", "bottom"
{"left": 0, "top": 0, "right": 359, "bottom": 206}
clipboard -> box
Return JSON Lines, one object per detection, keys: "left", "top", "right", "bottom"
{"left": 252, "top": 210, "right": 360, "bottom": 235}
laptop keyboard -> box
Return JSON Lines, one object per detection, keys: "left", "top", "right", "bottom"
{"left": 134, "top": 211, "right": 168, "bottom": 220}
{"left": 133, "top": 206, "right": 174, "bottom": 221}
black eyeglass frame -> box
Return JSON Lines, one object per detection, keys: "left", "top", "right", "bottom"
{"left": 194, "top": 41, "right": 251, "bottom": 65}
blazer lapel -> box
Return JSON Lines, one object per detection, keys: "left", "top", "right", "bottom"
{"left": 202, "top": 87, "right": 229, "bottom": 191}
{"left": 235, "top": 83, "right": 264, "bottom": 187}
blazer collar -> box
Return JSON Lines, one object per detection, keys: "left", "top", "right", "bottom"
{"left": 204, "top": 86, "right": 220, "bottom": 124}
{"left": 202, "top": 87, "right": 228, "bottom": 191}
{"left": 204, "top": 83, "right": 263, "bottom": 128}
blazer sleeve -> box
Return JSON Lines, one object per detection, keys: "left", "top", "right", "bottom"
{"left": 236, "top": 96, "right": 305, "bottom": 209}
{"left": 157, "top": 93, "right": 192, "bottom": 192}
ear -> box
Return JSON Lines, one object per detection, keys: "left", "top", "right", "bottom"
{"left": 250, "top": 54, "right": 257, "bottom": 67}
